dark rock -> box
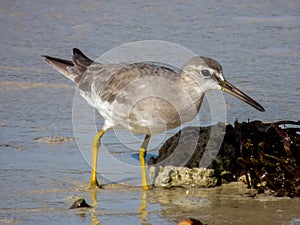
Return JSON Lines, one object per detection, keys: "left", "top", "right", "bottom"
{"left": 69, "top": 198, "right": 92, "bottom": 209}
{"left": 149, "top": 122, "right": 235, "bottom": 188}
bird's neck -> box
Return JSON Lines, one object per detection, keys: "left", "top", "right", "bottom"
{"left": 174, "top": 73, "right": 205, "bottom": 122}
{"left": 178, "top": 72, "right": 206, "bottom": 100}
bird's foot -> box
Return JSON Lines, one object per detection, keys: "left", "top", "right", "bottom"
{"left": 141, "top": 184, "right": 152, "bottom": 191}
{"left": 88, "top": 179, "right": 102, "bottom": 190}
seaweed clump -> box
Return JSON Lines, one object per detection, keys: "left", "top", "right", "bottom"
{"left": 235, "top": 120, "right": 300, "bottom": 197}
{"left": 149, "top": 120, "right": 300, "bottom": 197}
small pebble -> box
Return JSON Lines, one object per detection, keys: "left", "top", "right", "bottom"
{"left": 178, "top": 218, "right": 203, "bottom": 225}
{"left": 69, "top": 198, "right": 92, "bottom": 209}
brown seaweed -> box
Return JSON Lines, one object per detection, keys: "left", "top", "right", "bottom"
{"left": 235, "top": 120, "right": 300, "bottom": 197}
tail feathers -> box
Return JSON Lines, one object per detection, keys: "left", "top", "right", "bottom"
{"left": 43, "top": 48, "right": 94, "bottom": 83}
{"left": 72, "top": 48, "right": 93, "bottom": 68}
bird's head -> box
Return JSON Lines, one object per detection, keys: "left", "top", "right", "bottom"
{"left": 181, "top": 56, "right": 265, "bottom": 112}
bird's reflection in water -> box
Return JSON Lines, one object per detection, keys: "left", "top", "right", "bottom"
{"left": 139, "top": 190, "right": 150, "bottom": 225}
{"left": 89, "top": 190, "right": 100, "bottom": 225}
{"left": 86, "top": 188, "right": 150, "bottom": 225}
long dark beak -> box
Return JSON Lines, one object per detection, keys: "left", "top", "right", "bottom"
{"left": 219, "top": 80, "right": 265, "bottom": 112}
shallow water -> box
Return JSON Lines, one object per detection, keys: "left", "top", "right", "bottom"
{"left": 1, "top": 1, "right": 300, "bottom": 224}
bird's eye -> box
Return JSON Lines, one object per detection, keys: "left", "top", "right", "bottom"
{"left": 201, "top": 69, "right": 211, "bottom": 77}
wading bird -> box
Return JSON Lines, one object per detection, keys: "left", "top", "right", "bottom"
{"left": 43, "top": 48, "right": 264, "bottom": 190}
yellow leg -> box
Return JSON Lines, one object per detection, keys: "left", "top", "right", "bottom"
{"left": 139, "top": 134, "right": 151, "bottom": 190}
{"left": 89, "top": 129, "right": 105, "bottom": 189}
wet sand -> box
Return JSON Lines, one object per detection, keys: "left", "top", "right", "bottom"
{"left": 1, "top": 179, "right": 300, "bottom": 225}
